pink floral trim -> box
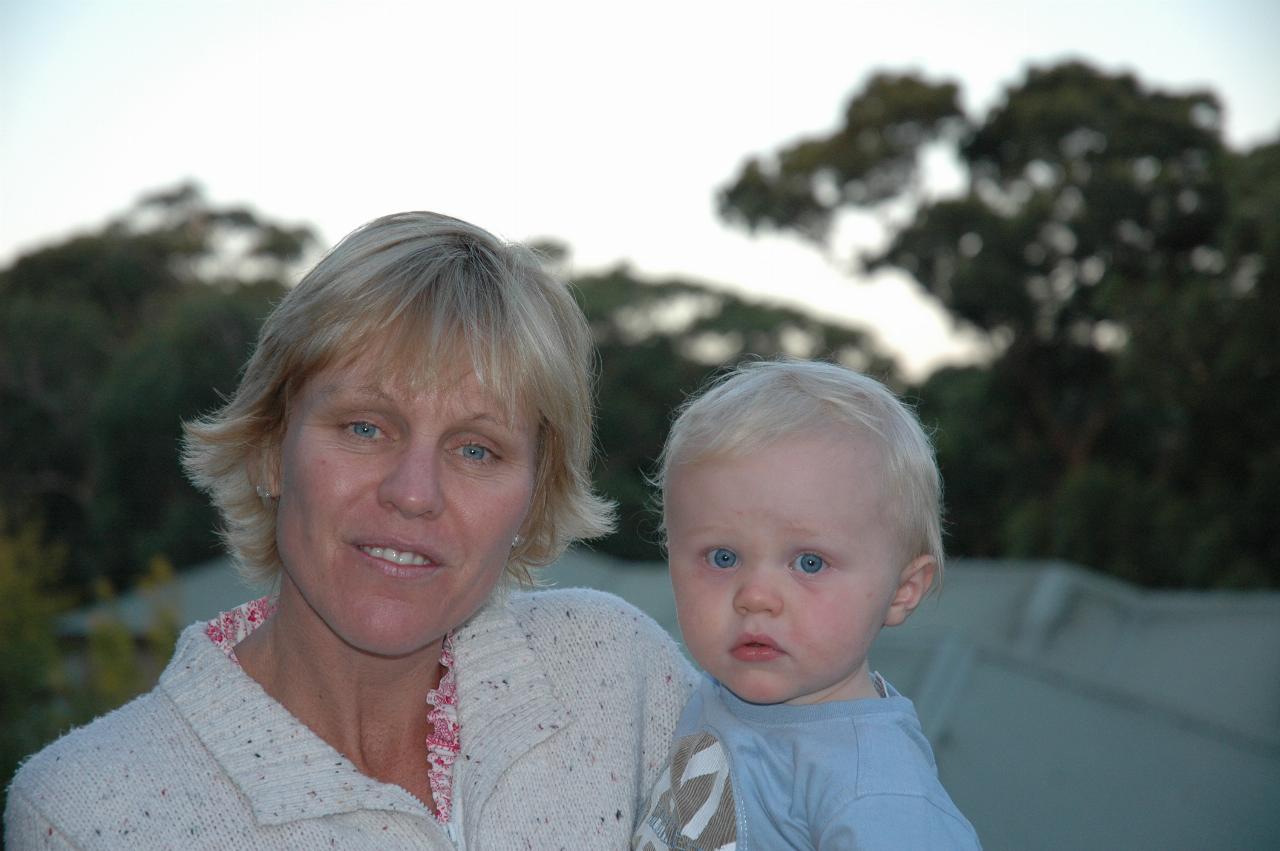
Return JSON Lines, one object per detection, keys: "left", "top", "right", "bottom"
{"left": 204, "top": 596, "right": 278, "bottom": 662}
{"left": 425, "top": 635, "right": 460, "bottom": 824}
{"left": 204, "top": 597, "right": 460, "bottom": 826}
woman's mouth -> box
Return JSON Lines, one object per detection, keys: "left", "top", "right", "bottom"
{"left": 356, "top": 544, "right": 446, "bottom": 579}
{"left": 358, "top": 545, "right": 433, "bottom": 566}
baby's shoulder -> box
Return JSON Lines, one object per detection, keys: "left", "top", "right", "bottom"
{"left": 805, "top": 706, "right": 981, "bottom": 847}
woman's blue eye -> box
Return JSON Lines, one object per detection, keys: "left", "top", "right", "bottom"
{"left": 708, "top": 547, "right": 738, "bottom": 569}
{"left": 793, "top": 553, "right": 826, "bottom": 574}
{"left": 460, "top": 444, "right": 490, "bottom": 461}
{"left": 350, "top": 421, "right": 381, "bottom": 439}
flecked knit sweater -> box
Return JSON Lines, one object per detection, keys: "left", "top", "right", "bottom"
{"left": 5, "top": 587, "right": 695, "bottom": 849}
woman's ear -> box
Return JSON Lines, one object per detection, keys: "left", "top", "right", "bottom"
{"left": 250, "top": 448, "right": 283, "bottom": 500}
{"left": 884, "top": 555, "right": 937, "bottom": 627}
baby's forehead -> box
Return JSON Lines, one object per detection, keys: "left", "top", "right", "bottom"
{"left": 662, "top": 429, "right": 901, "bottom": 535}
{"left": 671, "top": 423, "right": 888, "bottom": 471}
{"left": 662, "top": 430, "right": 899, "bottom": 522}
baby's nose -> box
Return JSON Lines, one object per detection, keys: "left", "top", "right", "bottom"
{"left": 733, "top": 574, "right": 781, "bottom": 615}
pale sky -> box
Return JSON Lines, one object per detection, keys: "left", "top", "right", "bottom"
{"left": 3, "top": 0, "right": 1277, "bottom": 376}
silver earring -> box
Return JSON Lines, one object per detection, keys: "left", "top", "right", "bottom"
{"left": 511, "top": 534, "right": 522, "bottom": 548}
{"left": 256, "top": 485, "right": 275, "bottom": 501}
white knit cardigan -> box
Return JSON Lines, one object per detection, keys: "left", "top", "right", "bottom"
{"left": 5, "top": 587, "right": 694, "bottom": 849}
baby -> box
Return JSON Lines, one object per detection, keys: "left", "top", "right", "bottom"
{"left": 633, "top": 359, "right": 980, "bottom": 850}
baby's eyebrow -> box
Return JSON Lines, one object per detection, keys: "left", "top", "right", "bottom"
{"left": 778, "top": 522, "right": 828, "bottom": 538}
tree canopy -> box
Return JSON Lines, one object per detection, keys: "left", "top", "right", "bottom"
{"left": 1, "top": 195, "right": 887, "bottom": 591}
{"left": 0, "top": 184, "right": 314, "bottom": 593}
{"left": 720, "top": 61, "right": 1279, "bottom": 588}
{"left": 7, "top": 60, "right": 1276, "bottom": 596}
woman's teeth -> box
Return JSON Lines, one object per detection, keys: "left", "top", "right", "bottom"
{"left": 360, "top": 546, "right": 429, "bottom": 565}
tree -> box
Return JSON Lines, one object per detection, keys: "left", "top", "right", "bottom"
{"left": 0, "top": 515, "right": 182, "bottom": 818}
{"left": 0, "top": 513, "right": 68, "bottom": 805}
{"left": 720, "top": 62, "right": 1279, "bottom": 587}
{"left": 0, "top": 183, "right": 314, "bottom": 594}
{"left": 88, "top": 286, "right": 284, "bottom": 584}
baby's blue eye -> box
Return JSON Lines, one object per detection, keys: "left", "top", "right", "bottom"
{"left": 793, "top": 553, "right": 826, "bottom": 574}
{"left": 460, "top": 444, "right": 490, "bottom": 461}
{"left": 708, "top": 547, "right": 738, "bottom": 569}
{"left": 350, "top": 421, "right": 381, "bottom": 439}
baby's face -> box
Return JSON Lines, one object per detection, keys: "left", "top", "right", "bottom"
{"left": 665, "top": 429, "right": 920, "bottom": 705}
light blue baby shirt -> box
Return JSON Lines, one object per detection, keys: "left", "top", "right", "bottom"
{"left": 634, "top": 675, "right": 981, "bottom": 850}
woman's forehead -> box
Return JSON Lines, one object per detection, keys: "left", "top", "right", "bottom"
{"left": 305, "top": 354, "right": 529, "bottom": 424}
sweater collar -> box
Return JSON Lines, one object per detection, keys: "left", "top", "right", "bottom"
{"left": 158, "top": 592, "right": 573, "bottom": 831}
{"left": 160, "top": 618, "right": 434, "bottom": 825}
{"left": 448, "top": 591, "right": 575, "bottom": 842}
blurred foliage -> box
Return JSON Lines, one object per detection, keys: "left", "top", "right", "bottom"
{"left": 0, "top": 513, "right": 68, "bottom": 788}
{"left": 74, "top": 557, "right": 179, "bottom": 719}
{"left": 0, "top": 181, "right": 886, "bottom": 589}
{"left": 720, "top": 61, "right": 1279, "bottom": 587}
{"left": 0, "top": 515, "right": 177, "bottom": 817}
{"left": 7, "top": 58, "right": 1277, "bottom": 619}
{"left": 0, "top": 182, "right": 312, "bottom": 597}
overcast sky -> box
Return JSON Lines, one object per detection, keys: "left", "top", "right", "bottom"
{"left": 3, "top": 0, "right": 1277, "bottom": 376}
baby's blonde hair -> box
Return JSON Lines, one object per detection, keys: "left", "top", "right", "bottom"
{"left": 656, "top": 359, "right": 944, "bottom": 573}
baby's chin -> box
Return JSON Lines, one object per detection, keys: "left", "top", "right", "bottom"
{"left": 713, "top": 670, "right": 868, "bottom": 706}
{"left": 712, "top": 674, "right": 810, "bottom": 706}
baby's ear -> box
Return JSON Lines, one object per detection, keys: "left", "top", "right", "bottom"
{"left": 884, "top": 555, "right": 936, "bottom": 627}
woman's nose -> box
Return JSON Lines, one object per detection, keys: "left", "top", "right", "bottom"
{"left": 378, "top": 444, "right": 445, "bottom": 518}
{"left": 733, "top": 570, "right": 781, "bottom": 615}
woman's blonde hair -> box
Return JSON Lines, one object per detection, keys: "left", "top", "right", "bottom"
{"left": 182, "top": 211, "right": 614, "bottom": 585}
{"left": 656, "top": 358, "right": 944, "bottom": 574}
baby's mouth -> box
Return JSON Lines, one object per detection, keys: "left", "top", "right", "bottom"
{"left": 731, "top": 634, "right": 783, "bottom": 660}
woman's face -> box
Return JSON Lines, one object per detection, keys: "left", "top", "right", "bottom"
{"left": 269, "top": 353, "right": 537, "bottom": 660}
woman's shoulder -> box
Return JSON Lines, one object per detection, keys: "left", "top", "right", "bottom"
{"left": 5, "top": 686, "right": 199, "bottom": 836}
{"left": 509, "top": 584, "right": 646, "bottom": 615}
{"left": 6, "top": 620, "right": 245, "bottom": 825}
{"left": 508, "top": 586, "right": 676, "bottom": 650}
{"left": 12, "top": 689, "right": 175, "bottom": 785}
{"left": 508, "top": 587, "right": 688, "bottom": 675}
{"left": 504, "top": 586, "right": 695, "bottom": 720}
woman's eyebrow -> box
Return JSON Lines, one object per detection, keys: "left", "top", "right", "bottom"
{"left": 460, "top": 412, "right": 507, "bottom": 426}
{"left": 317, "top": 383, "right": 395, "bottom": 403}
{"left": 316, "top": 384, "right": 520, "bottom": 429}
{"left": 457, "top": 411, "right": 529, "bottom": 438}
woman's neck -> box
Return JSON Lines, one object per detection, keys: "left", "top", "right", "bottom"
{"left": 234, "top": 588, "right": 444, "bottom": 808}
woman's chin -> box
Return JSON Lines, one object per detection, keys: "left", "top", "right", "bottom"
{"left": 281, "top": 572, "right": 490, "bottom": 662}
{"left": 327, "top": 604, "right": 453, "bottom": 660}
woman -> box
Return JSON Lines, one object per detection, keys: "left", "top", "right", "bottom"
{"left": 6, "top": 212, "right": 694, "bottom": 848}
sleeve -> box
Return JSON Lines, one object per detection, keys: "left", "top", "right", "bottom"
{"left": 4, "top": 785, "right": 82, "bottom": 850}
{"left": 816, "top": 794, "right": 982, "bottom": 850}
